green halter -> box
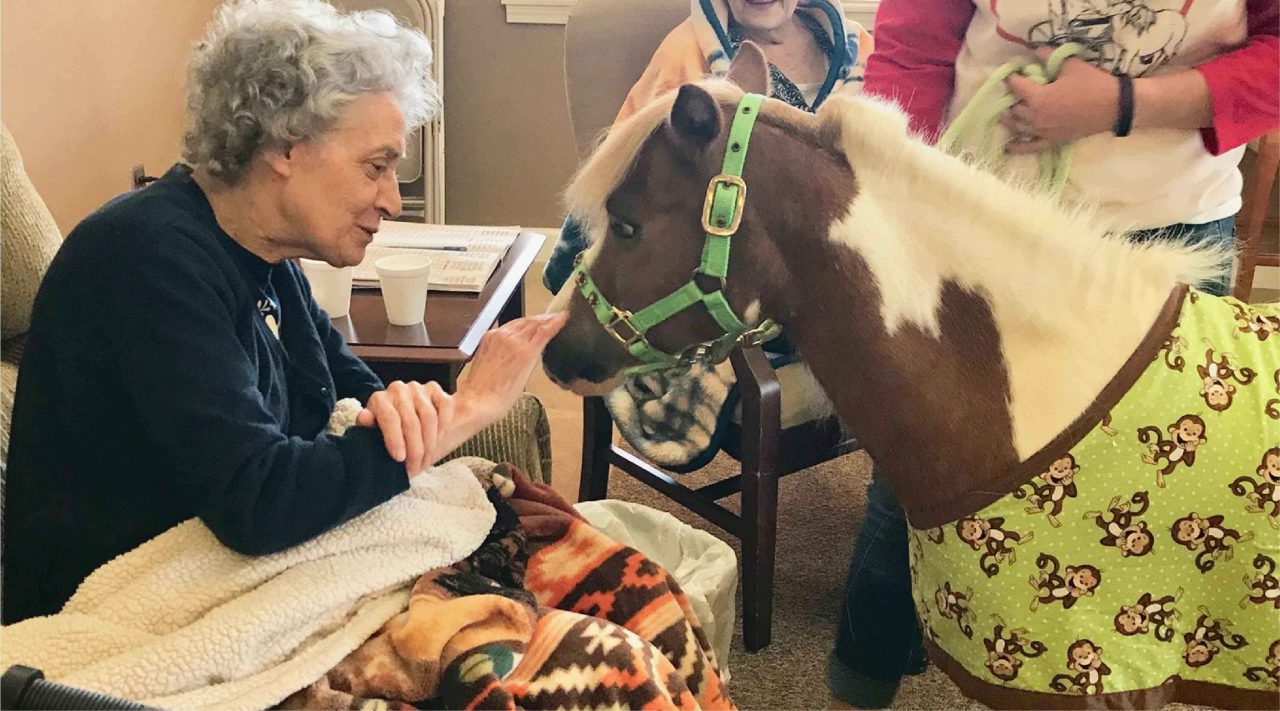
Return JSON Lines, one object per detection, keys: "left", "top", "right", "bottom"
{"left": 570, "top": 93, "right": 780, "bottom": 376}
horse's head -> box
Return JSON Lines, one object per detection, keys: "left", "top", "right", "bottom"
{"left": 543, "top": 43, "right": 838, "bottom": 394}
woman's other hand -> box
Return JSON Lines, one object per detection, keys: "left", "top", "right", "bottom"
{"left": 1001, "top": 47, "right": 1119, "bottom": 155}
{"left": 358, "top": 380, "right": 455, "bottom": 477}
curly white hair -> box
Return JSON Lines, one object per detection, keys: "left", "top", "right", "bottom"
{"left": 183, "top": 0, "right": 438, "bottom": 183}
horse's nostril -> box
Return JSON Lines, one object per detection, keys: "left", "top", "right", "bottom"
{"left": 577, "top": 361, "right": 613, "bottom": 384}
{"left": 542, "top": 365, "right": 569, "bottom": 385}
{"left": 543, "top": 337, "right": 616, "bottom": 385}
{"left": 542, "top": 338, "right": 580, "bottom": 383}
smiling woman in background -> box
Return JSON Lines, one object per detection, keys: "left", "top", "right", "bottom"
{"left": 2, "top": 0, "right": 564, "bottom": 624}
{"left": 618, "top": 0, "right": 868, "bottom": 122}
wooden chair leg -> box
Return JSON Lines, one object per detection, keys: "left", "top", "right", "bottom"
{"left": 1235, "top": 131, "right": 1280, "bottom": 301}
{"left": 733, "top": 346, "right": 782, "bottom": 652}
{"left": 579, "top": 395, "right": 612, "bottom": 502}
{"left": 740, "top": 462, "right": 779, "bottom": 652}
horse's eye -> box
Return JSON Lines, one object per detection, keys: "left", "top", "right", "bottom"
{"left": 608, "top": 217, "right": 640, "bottom": 240}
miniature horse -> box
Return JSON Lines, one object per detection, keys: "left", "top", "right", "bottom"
{"left": 542, "top": 44, "right": 1279, "bottom": 708}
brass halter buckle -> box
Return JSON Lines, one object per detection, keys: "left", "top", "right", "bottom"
{"left": 604, "top": 307, "right": 644, "bottom": 347}
{"left": 701, "top": 174, "right": 747, "bottom": 237}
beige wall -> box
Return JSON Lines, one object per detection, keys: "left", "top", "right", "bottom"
{"left": 443, "top": 3, "right": 576, "bottom": 228}
{"left": 1, "top": 0, "right": 223, "bottom": 235}
{"left": 0, "top": 1, "right": 577, "bottom": 234}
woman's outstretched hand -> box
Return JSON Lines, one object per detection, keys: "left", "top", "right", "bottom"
{"left": 454, "top": 311, "right": 569, "bottom": 428}
{"left": 358, "top": 312, "right": 568, "bottom": 476}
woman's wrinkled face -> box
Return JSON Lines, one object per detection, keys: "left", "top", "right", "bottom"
{"left": 726, "top": 0, "right": 801, "bottom": 32}
{"left": 282, "top": 92, "right": 405, "bottom": 267}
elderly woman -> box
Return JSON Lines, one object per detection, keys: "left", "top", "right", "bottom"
{"left": 2, "top": 0, "right": 563, "bottom": 624}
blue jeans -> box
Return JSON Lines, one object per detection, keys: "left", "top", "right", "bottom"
{"left": 1127, "top": 216, "right": 1236, "bottom": 297}
{"left": 826, "top": 216, "right": 1236, "bottom": 706}
{"left": 827, "top": 473, "right": 927, "bottom": 708}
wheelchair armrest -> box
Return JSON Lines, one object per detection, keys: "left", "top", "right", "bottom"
{"left": 1, "top": 665, "right": 153, "bottom": 710}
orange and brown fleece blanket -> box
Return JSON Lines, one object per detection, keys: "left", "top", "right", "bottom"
{"left": 282, "top": 463, "right": 734, "bottom": 710}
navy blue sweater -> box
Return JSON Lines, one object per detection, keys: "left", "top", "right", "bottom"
{"left": 2, "top": 165, "right": 409, "bottom": 623}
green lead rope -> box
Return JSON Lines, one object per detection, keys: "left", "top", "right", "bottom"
{"left": 939, "top": 43, "right": 1084, "bottom": 196}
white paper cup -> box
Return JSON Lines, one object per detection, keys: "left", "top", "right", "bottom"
{"left": 298, "top": 258, "right": 353, "bottom": 318}
{"left": 375, "top": 254, "right": 433, "bottom": 326}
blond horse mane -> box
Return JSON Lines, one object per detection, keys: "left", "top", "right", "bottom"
{"left": 817, "top": 94, "right": 1228, "bottom": 338}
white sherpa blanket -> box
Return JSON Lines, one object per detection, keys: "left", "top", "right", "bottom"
{"left": 0, "top": 428, "right": 496, "bottom": 709}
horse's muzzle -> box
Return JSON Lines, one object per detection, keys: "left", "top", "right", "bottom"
{"left": 541, "top": 333, "right": 625, "bottom": 396}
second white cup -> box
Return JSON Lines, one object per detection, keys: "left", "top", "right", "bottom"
{"left": 298, "top": 258, "right": 353, "bottom": 318}
{"left": 375, "top": 253, "right": 433, "bottom": 326}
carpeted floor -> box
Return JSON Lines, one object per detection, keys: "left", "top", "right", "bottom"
{"left": 603, "top": 448, "right": 1212, "bottom": 711}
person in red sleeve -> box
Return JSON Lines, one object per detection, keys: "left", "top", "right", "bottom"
{"left": 828, "top": 1, "right": 1278, "bottom": 708}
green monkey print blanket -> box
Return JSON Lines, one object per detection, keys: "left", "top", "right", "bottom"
{"left": 910, "top": 290, "right": 1279, "bottom": 709}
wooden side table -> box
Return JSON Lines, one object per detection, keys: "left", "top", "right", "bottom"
{"left": 334, "top": 231, "right": 546, "bottom": 391}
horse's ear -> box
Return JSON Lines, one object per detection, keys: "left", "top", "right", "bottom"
{"left": 669, "top": 84, "right": 722, "bottom": 152}
{"left": 727, "top": 41, "right": 770, "bottom": 95}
